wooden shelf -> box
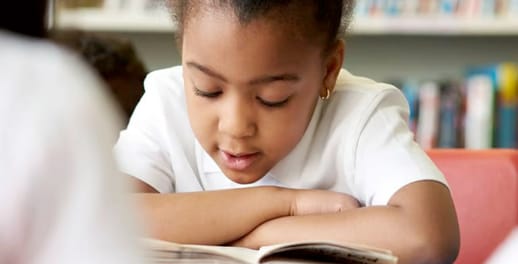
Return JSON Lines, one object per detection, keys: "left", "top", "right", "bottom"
{"left": 55, "top": 9, "right": 518, "bottom": 35}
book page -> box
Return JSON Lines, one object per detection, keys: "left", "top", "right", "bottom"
{"left": 257, "top": 241, "right": 397, "bottom": 264}
{"left": 142, "top": 239, "right": 397, "bottom": 264}
{"left": 143, "top": 238, "right": 259, "bottom": 264}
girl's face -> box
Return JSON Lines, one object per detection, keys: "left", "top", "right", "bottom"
{"left": 182, "top": 10, "right": 343, "bottom": 184}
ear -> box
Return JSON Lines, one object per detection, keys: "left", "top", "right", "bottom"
{"left": 320, "top": 39, "right": 345, "bottom": 99}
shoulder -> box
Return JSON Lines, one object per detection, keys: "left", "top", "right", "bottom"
{"left": 320, "top": 69, "right": 408, "bottom": 141}
{"left": 0, "top": 30, "right": 92, "bottom": 77}
{"left": 0, "top": 31, "right": 108, "bottom": 105}
{"left": 136, "top": 66, "right": 187, "bottom": 113}
{"left": 1, "top": 32, "right": 123, "bottom": 183}
{"left": 0, "top": 31, "right": 121, "bottom": 144}
{"left": 144, "top": 65, "right": 184, "bottom": 95}
{"left": 314, "top": 70, "right": 411, "bottom": 187}
{"left": 332, "top": 69, "right": 407, "bottom": 116}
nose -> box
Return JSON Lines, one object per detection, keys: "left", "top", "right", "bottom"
{"left": 218, "top": 95, "right": 256, "bottom": 139}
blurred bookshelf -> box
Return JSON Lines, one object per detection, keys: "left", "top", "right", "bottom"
{"left": 55, "top": 8, "right": 518, "bottom": 35}
{"left": 54, "top": 0, "right": 518, "bottom": 35}
{"left": 387, "top": 63, "right": 517, "bottom": 150}
{"left": 55, "top": 9, "right": 518, "bottom": 35}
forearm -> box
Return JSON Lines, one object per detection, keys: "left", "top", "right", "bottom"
{"left": 234, "top": 182, "right": 459, "bottom": 264}
{"left": 236, "top": 207, "right": 453, "bottom": 264}
{"left": 135, "top": 186, "right": 292, "bottom": 245}
{"left": 234, "top": 207, "right": 421, "bottom": 262}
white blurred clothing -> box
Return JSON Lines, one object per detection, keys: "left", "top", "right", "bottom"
{"left": 0, "top": 30, "right": 143, "bottom": 264}
{"left": 485, "top": 228, "right": 518, "bottom": 264}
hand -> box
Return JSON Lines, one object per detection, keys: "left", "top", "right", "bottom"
{"left": 290, "top": 189, "right": 360, "bottom": 216}
{"left": 229, "top": 190, "right": 359, "bottom": 249}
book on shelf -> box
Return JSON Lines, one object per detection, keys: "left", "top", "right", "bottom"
{"left": 464, "top": 66, "right": 496, "bottom": 149}
{"left": 354, "top": 0, "right": 518, "bottom": 18}
{"left": 392, "top": 61, "right": 518, "bottom": 150}
{"left": 143, "top": 238, "right": 398, "bottom": 264}
{"left": 401, "top": 80, "right": 420, "bottom": 136}
{"left": 416, "top": 81, "right": 441, "bottom": 149}
{"left": 438, "top": 81, "right": 463, "bottom": 148}
{"left": 495, "top": 63, "right": 518, "bottom": 148}
{"left": 465, "top": 62, "right": 518, "bottom": 149}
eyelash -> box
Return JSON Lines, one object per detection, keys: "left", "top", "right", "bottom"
{"left": 192, "top": 86, "right": 289, "bottom": 108}
{"left": 193, "top": 86, "right": 221, "bottom": 98}
{"left": 256, "top": 97, "right": 290, "bottom": 108}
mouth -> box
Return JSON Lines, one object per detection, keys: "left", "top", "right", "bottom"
{"left": 219, "top": 149, "right": 260, "bottom": 171}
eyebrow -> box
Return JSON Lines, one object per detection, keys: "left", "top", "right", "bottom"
{"left": 249, "top": 74, "right": 300, "bottom": 86}
{"left": 187, "top": 62, "right": 228, "bottom": 83}
{"left": 186, "top": 61, "right": 300, "bottom": 86}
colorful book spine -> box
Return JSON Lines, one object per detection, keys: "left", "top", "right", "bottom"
{"left": 388, "top": 60, "right": 517, "bottom": 149}
{"left": 510, "top": 0, "right": 518, "bottom": 15}
{"left": 464, "top": 69, "right": 496, "bottom": 149}
{"left": 401, "top": 80, "right": 421, "bottom": 136}
{"left": 496, "top": 63, "right": 518, "bottom": 148}
{"left": 439, "top": 81, "right": 462, "bottom": 148}
{"left": 353, "top": 0, "right": 513, "bottom": 18}
{"left": 417, "top": 81, "right": 440, "bottom": 149}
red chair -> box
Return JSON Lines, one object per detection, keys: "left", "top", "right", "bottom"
{"left": 427, "top": 149, "right": 518, "bottom": 264}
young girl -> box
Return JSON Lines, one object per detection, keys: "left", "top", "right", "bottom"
{"left": 115, "top": 1, "right": 460, "bottom": 263}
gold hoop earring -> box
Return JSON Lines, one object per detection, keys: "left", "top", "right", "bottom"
{"left": 320, "top": 88, "right": 331, "bottom": 100}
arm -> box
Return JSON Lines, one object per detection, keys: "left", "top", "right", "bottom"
{"left": 134, "top": 179, "right": 290, "bottom": 245}
{"left": 132, "top": 178, "right": 359, "bottom": 245}
{"left": 231, "top": 181, "right": 460, "bottom": 264}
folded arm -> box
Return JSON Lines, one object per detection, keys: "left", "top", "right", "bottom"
{"left": 131, "top": 177, "right": 359, "bottom": 246}
{"left": 231, "top": 180, "right": 460, "bottom": 264}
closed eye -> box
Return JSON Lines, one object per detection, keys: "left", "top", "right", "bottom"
{"left": 193, "top": 86, "right": 221, "bottom": 98}
{"left": 256, "top": 97, "right": 290, "bottom": 108}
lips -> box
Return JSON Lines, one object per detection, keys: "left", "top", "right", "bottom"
{"left": 219, "top": 150, "right": 259, "bottom": 171}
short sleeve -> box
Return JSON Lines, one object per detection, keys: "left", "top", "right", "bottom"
{"left": 114, "top": 73, "right": 175, "bottom": 193}
{"left": 352, "top": 87, "right": 447, "bottom": 206}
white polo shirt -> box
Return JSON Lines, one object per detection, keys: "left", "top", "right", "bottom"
{"left": 115, "top": 66, "right": 446, "bottom": 206}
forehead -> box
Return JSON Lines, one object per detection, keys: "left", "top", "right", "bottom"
{"left": 181, "top": 9, "right": 323, "bottom": 82}
{"left": 182, "top": 3, "right": 324, "bottom": 47}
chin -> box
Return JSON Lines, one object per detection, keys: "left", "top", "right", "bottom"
{"left": 226, "top": 171, "right": 264, "bottom": 185}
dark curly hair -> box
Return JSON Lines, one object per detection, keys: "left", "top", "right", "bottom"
{"left": 169, "top": 0, "right": 355, "bottom": 52}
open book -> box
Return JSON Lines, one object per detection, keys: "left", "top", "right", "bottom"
{"left": 143, "top": 238, "right": 398, "bottom": 264}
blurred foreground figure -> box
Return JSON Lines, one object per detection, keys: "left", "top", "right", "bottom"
{"left": 0, "top": 1, "right": 145, "bottom": 264}
{"left": 52, "top": 30, "right": 147, "bottom": 124}
{"left": 486, "top": 228, "right": 518, "bottom": 264}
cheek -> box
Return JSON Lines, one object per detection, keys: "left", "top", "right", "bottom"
{"left": 259, "top": 96, "right": 317, "bottom": 154}
{"left": 184, "top": 90, "right": 217, "bottom": 144}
